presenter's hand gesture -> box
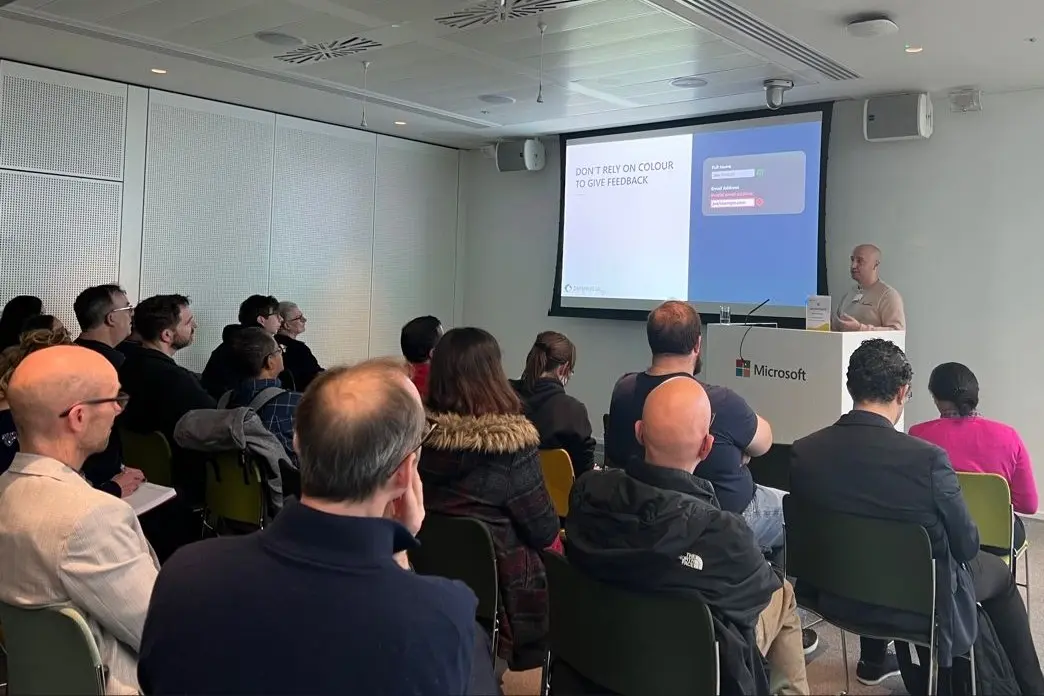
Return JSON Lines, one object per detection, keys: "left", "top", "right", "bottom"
{"left": 836, "top": 313, "right": 862, "bottom": 331}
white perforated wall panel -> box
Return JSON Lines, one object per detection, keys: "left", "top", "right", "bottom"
{"left": 141, "top": 92, "right": 275, "bottom": 372}
{"left": 0, "top": 61, "right": 126, "bottom": 181}
{"left": 370, "top": 136, "right": 459, "bottom": 357}
{"left": 0, "top": 170, "right": 122, "bottom": 333}
{"left": 270, "top": 116, "right": 376, "bottom": 367}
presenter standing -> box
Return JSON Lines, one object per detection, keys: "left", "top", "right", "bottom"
{"left": 834, "top": 244, "right": 906, "bottom": 331}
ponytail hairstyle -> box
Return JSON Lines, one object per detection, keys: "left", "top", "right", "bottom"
{"left": 521, "top": 331, "right": 576, "bottom": 390}
{"left": 927, "top": 362, "right": 980, "bottom": 417}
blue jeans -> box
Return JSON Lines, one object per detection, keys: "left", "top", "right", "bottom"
{"left": 742, "top": 484, "right": 786, "bottom": 552}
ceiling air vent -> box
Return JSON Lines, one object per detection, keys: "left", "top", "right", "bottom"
{"left": 435, "top": 0, "right": 586, "bottom": 30}
{"left": 677, "top": 0, "right": 861, "bottom": 81}
{"left": 274, "top": 37, "right": 382, "bottom": 65}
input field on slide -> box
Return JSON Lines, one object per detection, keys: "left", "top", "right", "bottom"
{"left": 709, "top": 197, "right": 756, "bottom": 208}
{"left": 710, "top": 169, "right": 756, "bottom": 180}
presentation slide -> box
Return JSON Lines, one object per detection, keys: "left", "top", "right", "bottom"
{"left": 557, "top": 109, "right": 826, "bottom": 318}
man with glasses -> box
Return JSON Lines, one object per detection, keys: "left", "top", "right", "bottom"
{"left": 73, "top": 284, "right": 135, "bottom": 369}
{"left": 201, "top": 294, "right": 289, "bottom": 398}
{"left": 276, "top": 300, "right": 324, "bottom": 391}
{"left": 0, "top": 345, "right": 158, "bottom": 694}
{"left": 73, "top": 284, "right": 144, "bottom": 498}
{"left": 139, "top": 359, "right": 497, "bottom": 695}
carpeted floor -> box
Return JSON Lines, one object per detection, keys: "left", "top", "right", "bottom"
{"left": 503, "top": 518, "right": 1044, "bottom": 696}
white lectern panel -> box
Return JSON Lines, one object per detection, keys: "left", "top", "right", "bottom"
{"left": 705, "top": 326, "right": 906, "bottom": 444}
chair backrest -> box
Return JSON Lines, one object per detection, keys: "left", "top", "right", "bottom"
{"left": 410, "top": 514, "right": 499, "bottom": 624}
{"left": 205, "top": 450, "right": 265, "bottom": 528}
{"left": 539, "top": 449, "right": 575, "bottom": 517}
{"left": 542, "top": 551, "right": 717, "bottom": 696}
{"left": 0, "top": 603, "right": 105, "bottom": 695}
{"left": 956, "top": 471, "right": 1013, "bottom": 554}
{"left": 118, "top": 428, "right": 173, "bottom": 487}
{"left": 783, "top": 496, "right": 935, "bottom": 617}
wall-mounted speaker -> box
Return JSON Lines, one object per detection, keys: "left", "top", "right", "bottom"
{"left": 863, "top": 93, "right": 933, "bottom": 142}
{"left": 495, "top": 139, "right": 545, "bottom": 172}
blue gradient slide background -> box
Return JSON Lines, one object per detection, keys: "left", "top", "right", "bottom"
{"left": 687, "top": 121, "right": 822, "bottom": 306}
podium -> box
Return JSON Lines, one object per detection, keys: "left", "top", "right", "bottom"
{"left": 704, "top": 326, "right": 906, "bottom": 444}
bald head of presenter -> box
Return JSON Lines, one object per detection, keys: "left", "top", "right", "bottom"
{"left": 833, "top": 243, "right": 906, "bottom": 331}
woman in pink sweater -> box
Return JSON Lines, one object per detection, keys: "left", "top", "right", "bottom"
{"left": 910, "top": 362, "right": 1037, "bottom": 552}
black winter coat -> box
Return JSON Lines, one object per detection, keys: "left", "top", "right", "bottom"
{"left": 565, "top": 463, "right": 780, "bottom": 695}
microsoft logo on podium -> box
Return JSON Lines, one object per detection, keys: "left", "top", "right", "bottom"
{"left": 736, "top": 357, "right": 807, "bottom": 382}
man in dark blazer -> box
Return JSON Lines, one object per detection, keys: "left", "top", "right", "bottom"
{"left": 791, "top": 339, "right": 1043, "bottom": 693}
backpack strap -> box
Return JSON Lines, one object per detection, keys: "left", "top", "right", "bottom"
{"left": 217, "top": 390, "right": 233, "bottom": 409}
{"left": 247, "top": 386, "right": 288, "bottom": 413}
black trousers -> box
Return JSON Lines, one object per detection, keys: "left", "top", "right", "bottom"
{"left": 861, "top": 551, "right": 1044, "bottom": 694}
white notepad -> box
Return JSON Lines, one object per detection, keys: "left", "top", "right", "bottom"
{"left": 125, "top": 482, "right": 177, "bottom": 516}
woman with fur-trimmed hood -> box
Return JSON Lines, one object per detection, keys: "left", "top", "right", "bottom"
{"left": 420, "top": 327, "right": 561, "bottom": 672}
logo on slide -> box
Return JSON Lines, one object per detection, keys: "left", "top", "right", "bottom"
{"left": 735, "top": 359, "right": 751, "bottom": 378}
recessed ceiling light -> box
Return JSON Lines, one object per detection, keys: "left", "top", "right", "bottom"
{"left": 150, "top": 68, "right": 167, "bottom": 74}
{"left": 904, "top": 45, "right": 923, "bottom": 53}
{"left": 478, "top": 94, "right": 516, "bottom": 105}
{"left": 394, "top": 120, "right": 407, "bottom": 126}
{"left": 670, "top": 76, "right": 708, "bottom": 89}
{"left": 845, "top": 15, "right": 899, "bottom": 38}
{"left": 255, "top": 31, "right": 305, "bottom": 48}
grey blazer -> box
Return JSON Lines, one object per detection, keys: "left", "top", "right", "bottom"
{"left": 0, "top": 453, "right": 159, "bottom": 694}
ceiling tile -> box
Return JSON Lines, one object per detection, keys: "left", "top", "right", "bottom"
{"left": 101, "top": 0, "right": 260, "bottom": 36}
{"left": 160, "top": 0, "right": 306, "bottom": 47}
{"left": 559, "top": 50, "right": 762, "bottom": 86}
{"left": 32, "top": 0, "right": 156, "bottom": 22}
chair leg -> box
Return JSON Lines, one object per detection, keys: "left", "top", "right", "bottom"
{"left": 491, "top": 616, "right": 500, "bottom": 662}
{"left": 969, "top": 643, "right": 977, "bottom": 696}
{"left": 840, "top": 629, "right": 850, "bottom": 695}
{"left": 539, "top": 651, "right": 551, "bottom": 696}
{"left": 928, "top": 643, "right": 938, "bottom": 696}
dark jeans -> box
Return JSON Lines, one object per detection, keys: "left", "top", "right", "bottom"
{"left": 861, "top": 551, "right": 1044, "bottom": 694}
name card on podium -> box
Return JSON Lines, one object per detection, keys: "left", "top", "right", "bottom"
{"left": 806, "top": 295, "right": 831, "bottom": 331}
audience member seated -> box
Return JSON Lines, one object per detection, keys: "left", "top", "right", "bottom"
{"left": 74, "top": 284, "right": 142, "bottom": 496}
{"left": 223, "top": 327, "right": 301, "bottom": 467}
{"left": 568, "top": 377, "right": 808, "bottom": 695}
{"left": 201, "top": 294, "right": 285, "bottom": 397}
{"left": 138, "top": 360, "right": 497, "bottom": 696}
{"left": 910, "top": 361, "right": 1037, "bottom": 553}
{"left": 74, "top": 284, "right": 134, "bottom": 368}
{"left": 606, "top": 301, "right": 782, "bottom": 553}
{"left": 0, "top": 346, "right": 158, "bottom": 695}
{"left": 275, "top": 300, "right": 323, "bottom": 391}
{"left": 510, "top": 331, "right": 596, "bottom": 477}
{"left": 0, "top": 324, "right": 74, "bottom": 473}
{"left": 791, "top": 339, "right": 1044, "bottom": 692}
{"left": 119, "top": 294, "right": 215, "bottom": 501}
{"left": 401, "top": 315, "right": 442, "bottom": 398}
{"left": 420, "top": 327, "right": 560, "bottom": 673}
{"left": 21, "top": 313, "right": 66, "bottom": 335}
{"left": 0, "top": 294, "right": 42, "bottom": 351}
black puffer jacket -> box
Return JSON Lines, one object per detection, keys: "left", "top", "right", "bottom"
{"left": 565, "top": 463, "right": 780, "bottom": 695}
{"left": 510, "top": 378, "right": 596, "bottom": 477}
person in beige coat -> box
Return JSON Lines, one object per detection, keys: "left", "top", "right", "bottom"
{"left": 0, "top": 345, "right": 159, "bottom": 695}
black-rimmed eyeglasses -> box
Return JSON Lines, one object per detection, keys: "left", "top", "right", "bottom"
{"left": 59, "top": 392, "right": 130, "bottom": 418}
